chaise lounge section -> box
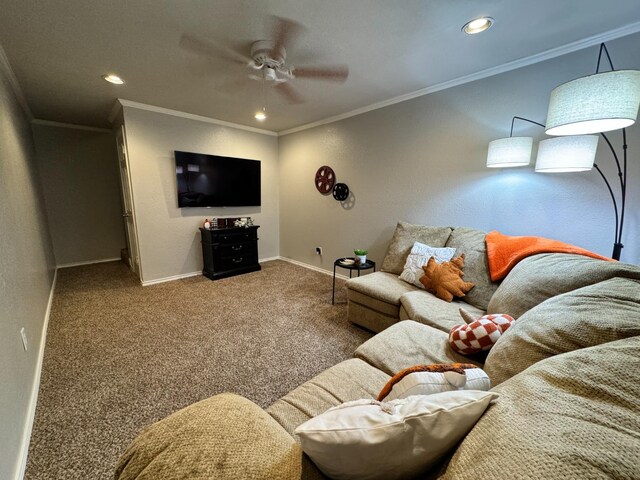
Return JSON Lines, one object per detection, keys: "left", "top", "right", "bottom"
{"left": 346, "top": 222, "right": 497, "bottom": 333}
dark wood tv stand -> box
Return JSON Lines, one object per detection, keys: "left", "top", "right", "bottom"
{"left": 199, "top": 226, "right": 261, "bottom": 280}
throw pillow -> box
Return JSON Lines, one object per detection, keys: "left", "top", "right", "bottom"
{"left": 419, "top": 255, "right": 475, "bottom": 302}
{"left": 399, "top": 242, "right": 457, "bottom": 288}
{"left": 294, "top": 391, "right": 499, "bottom": 480}
{"left": 484, "top": 277, "right": 640, "bottom": 386}
{"left": 449, "top": 308, "right": 515, "bottom": 355}
{"left": 377, "top": 363, "right": 491, "bottom": 402}
{"left": 444, "top": 227, "right": 498, "bottom": 311}
{"left": 380, "top": 222, "right": 453, "bottom": 274}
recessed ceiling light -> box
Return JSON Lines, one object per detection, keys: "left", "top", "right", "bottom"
{"left": 254, "top": 111, "right": 267, "bottom": 121}
{"left": 462, "top": 17, "right": 494, "bottom": 35}
{"left": 102, "top": 74, "right": 125, "bottom": 85}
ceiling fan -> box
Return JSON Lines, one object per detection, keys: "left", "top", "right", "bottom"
{"left": 179, "top": 16, "right": 349, "bottom": 105}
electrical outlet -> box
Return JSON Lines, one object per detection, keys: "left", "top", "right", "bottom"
{"left": 315, "top": 247, "right": 323, "bottom": 255}
{"left": 20, "top": 327, "right": 28, "bottom": 351}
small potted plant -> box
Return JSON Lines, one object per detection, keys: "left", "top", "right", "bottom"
{"left": 354, "top": 248, "right": 368, "bottom": 265}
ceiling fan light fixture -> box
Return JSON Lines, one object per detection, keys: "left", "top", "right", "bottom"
{"left": 102, "top": 74, "right": 125, "bottom": 85}
{"left": 254, "top": 110, "right": 267, "bottom": 121}
{"left": 462, "top": 17, "right": 494, "bottom": 35}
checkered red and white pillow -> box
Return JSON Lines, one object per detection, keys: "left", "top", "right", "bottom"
{"left": 449, "top": 310, "right": 515, "bottom": 355}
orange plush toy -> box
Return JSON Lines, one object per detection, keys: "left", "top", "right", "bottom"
{"left": 420, "top": 254, "right": 475, "bottom": 302}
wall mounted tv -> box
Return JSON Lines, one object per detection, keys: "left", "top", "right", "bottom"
{"left": 175, "top": 151, "right": 261, "bottom": 208}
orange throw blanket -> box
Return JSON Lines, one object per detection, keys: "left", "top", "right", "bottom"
{"left": 486, "top": 231, "right": 613, "bottom": 281}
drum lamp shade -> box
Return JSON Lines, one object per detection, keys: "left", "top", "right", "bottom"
{"left": 545, "top": 70, "right": 640, "bottom": 136}
{"left": 486, "top": 137, "right": 533, "bottom": 168}
{"left": 535, "top": 135, "right": 599, "bottom": 173}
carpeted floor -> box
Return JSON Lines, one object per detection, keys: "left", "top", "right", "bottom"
{"left": 25, "top": 260, "right": 372, "bottom": 480}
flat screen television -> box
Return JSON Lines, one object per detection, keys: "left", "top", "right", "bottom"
{"left": 175, "top": 151, "right": 261, "bottom": 208}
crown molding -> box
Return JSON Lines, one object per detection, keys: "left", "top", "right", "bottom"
{"left": 108, "top": 99, "right": 123, "bottom": 124}
{"left": 0, "top": 44, "right": 33, "bottom": 120}
{"left": 112, "top": 99, "right": 279, "bottom": 136}
{"left": 278, "top": 20, "right": 640, "bottom": 136}
{"left": 31, "top": 119, "right": 112, "bottom": 133}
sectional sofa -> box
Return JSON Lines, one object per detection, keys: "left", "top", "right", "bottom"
{"left": 115, "top": 223, "right": 640, "bottom": 480}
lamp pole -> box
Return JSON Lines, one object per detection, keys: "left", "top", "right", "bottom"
{"left": 508, "top": 113, "right": 627, "bottom": 261}
{"left": 591, "top": 43, "right": 627, "bottom": 261}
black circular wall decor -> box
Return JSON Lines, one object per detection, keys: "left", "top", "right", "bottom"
{"left": 332, "top": 182, "right": 349, "bottom": 201}
{"left": 315, "top": 165, "right": 336, "bottom": 195}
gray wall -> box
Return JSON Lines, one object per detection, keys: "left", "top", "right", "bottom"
{"left": 0, "top": 64, "right": 55, "bottom": 478}
{"left": 278, "top": 33, "right": 640, "bottom": 270}
{"left": 32, "top": 124, "right": 126, "bottom": 266}
{"left": 122, "top": 107, "right": 279, "bottom": 283}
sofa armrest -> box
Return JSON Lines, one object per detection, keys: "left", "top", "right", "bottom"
{"left": 354, "top": 320, "right": 484, "bottom": 376}
{"left": 115, "top": 393, "right": 302, "bottom": 480}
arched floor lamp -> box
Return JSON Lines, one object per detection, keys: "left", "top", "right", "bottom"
{"left": 487, "top": 43, "right": 640, "bottom": 261}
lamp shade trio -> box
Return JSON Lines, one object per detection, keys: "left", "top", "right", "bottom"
{"left": 486, "top": 69, "right": 640, "bottom": 171}
{"left": 485, "top": 43, "right": 639, "bottom": 261}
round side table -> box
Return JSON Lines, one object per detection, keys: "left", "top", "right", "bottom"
{"left": 332, "top": 257, "right": 376, "bottom": 304}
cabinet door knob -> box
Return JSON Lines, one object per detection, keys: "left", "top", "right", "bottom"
{"left": 232, "top": 258, "right": 243, "bottom": 263}
{"left": 232, "top": 245, "right": 243, "bottom": 251}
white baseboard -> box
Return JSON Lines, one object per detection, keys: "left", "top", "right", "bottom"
{"left": 259, "top": 256, "right": 280, "bottom": 263}
{"left": 141, "top": 271, "right": 201, "bottom": 286}
{"left": 278, "top": 256, "right": 350, "bottom": 280}
{"left": 142, "top": 257, "right": 283, "bottom": 286}
{"left": 57, "top": 257, "right": 121, "bottom": 269}
{"left": 15, "top": 268, "right": 58, "bottom": 480}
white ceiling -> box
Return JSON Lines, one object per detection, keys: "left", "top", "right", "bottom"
{"left": 1, "top": 0, "right": 640, "bottom": 132}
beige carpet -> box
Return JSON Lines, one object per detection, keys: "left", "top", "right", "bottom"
{"left": 25, "top": 260, "right": 372, "bottom": 480}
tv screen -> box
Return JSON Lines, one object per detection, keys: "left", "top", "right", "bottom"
{"left": 175, "top": 151, "right": 261, "bottom": 208}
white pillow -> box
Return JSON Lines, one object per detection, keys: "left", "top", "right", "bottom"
{"left": 381, "top": 368, "right": 491, "bottom": 402}
{"left": 295, "top": 390, "right": 498, "bottom": 480}
{"left": 399, "top": 242, "right": 456, "bottom": 288}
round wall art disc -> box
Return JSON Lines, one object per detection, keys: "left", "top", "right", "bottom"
{"left": 332, "top": 182, "right": 349, "bottom": 201}
{"left": 315, "top": 165, "right": 336, "bottom": 195}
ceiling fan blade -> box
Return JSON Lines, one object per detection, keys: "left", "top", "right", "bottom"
{"left": 179, "top": 34, "right": 252, "bottom": 66}
{"left": 292, "top": 65, "right": 349, "bottom": 82}
{"left": 271, "top": 16, "right": 305, "bottom": 58}
{"left": 274, "top": 82, "right": 304, "bottom": 104}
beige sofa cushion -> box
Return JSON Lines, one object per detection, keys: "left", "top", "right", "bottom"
{"left": 438, "top": 336, "right": 640, "bottom": 480}
{"left": 346, "top": 271, "right": 418, "bottom": 305}
{"left": 399, "top": 290, "right": 485, "bottom": 333}
{"left": 381, "top": 222, "right": 453, "bottom": 274}
{"left": 487, "top": 253, "right": 640, "bottom": 318}
{"left": 115, "top": 393, "right": 301, "bottom": 480}
{"left": 267, "top": 358, "right": 390, "bottom": 437}
{"left": 444, "top": 227, "right": 498, "bottom": 310}
{"left": 484, "top": 277, "right": 640, "bottom": 386}
{"left": 355, "top": 320, "right": 484, "bottom": 376}
{"left": 268, "top": 359, "right": 389, "bottom": 480}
